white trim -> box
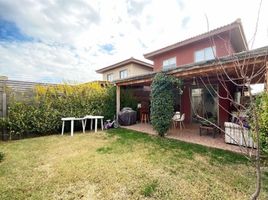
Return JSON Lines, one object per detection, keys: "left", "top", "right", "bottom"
{"left": 119, "top": 69, "right": 128, "bottom": 79}
{"left": 194, "top": 46, "right": 216, "bottom": 62}
{"left": 107, "top": 73, "right": 113, "bottom": 81}
{"left": 163, "top": 57, "right": 176, "bottom": 70}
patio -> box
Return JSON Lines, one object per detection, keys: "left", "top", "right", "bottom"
{"left": 122, "top": 123, "right": 243, "bottom": 153}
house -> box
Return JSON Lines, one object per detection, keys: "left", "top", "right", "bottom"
{"left": 96, "top": 57, "right": 153, "bottom": 82}
{"left": 114, "top": 19, "right": 268, "bottom": 130}
{"left": 144, "top": 19, "right": 248, "bottom": 71}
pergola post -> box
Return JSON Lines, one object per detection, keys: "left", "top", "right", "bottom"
{"left": 266, "top": 62, "right": 268, "bottom": 92}
{"left": 116, "top": 85, "right": 120, "bottom": 120}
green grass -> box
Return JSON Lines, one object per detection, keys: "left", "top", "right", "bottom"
{"left": 0, "top": 128, "right": 267, "bottom": 199}
{"left": 141, "top": 180, "right": 158, "bottom": 197}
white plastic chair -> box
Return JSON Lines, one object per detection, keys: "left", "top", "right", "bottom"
{"left": 175, "top": 113, "right": 185, "bottom": 129}
{"left": 172, "top": 112, "right": 181, "bottom": 128}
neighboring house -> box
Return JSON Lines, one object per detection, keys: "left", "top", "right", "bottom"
{"left": 96, "top": 57, "right": 153, "bottom": 82}
{"left": 114, "top": 19, "right": 268, "bottom": 128}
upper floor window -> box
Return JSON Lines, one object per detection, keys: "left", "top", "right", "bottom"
{"left": 163, "top": 57, "right": 176, "bottom": 70}
{"left": 119, "top": 70, "right": 128, "bottom": 79}
{"left": 107, "top": 73, "right": 113, "bottom": 81}
{"left": 194, "top": 46, "right": 216, "bottom": 62}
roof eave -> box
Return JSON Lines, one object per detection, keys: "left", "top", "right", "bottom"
{"left": 96, "top": 58, "right": 153, "bottom": 74}
{"left": 144, "top": 20, "right": 246, "bottom": 60}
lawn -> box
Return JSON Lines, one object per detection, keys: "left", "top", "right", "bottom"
{"left": 0, "top": 128, "right": 267, "bottom": 200}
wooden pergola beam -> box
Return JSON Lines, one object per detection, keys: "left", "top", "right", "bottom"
{"left": 266, "top": 62, "right": 268, "bottom": 92}
{"left": 116, "top": 57, "right": 267, "bottom": 86}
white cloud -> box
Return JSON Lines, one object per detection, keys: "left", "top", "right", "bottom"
{"left": 0, "top": 41, "right": 102, "bottom": 82}
{"left": 0, "top": 0, "right": 267, "bottom": 83}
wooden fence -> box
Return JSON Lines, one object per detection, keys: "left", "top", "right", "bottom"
{"left": 0, "top": 78, "right": 54, "bottom": 140}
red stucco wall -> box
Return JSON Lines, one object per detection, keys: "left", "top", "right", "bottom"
{"left": 180, "top": 86, "right": 191, "bottom": 123}
{"left": 153, "top": 33, "right": 235, "bottom": 72}
{"left": 218, "top": 84, "right": 231, "bottom": 127}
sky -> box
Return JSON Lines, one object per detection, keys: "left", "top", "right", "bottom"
{"left": 0, "top": 0, "right": 267, "bottom": 83}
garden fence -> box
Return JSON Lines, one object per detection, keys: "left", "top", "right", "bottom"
{"left": 0, "top": 77, "right": 54, "bottom": 140}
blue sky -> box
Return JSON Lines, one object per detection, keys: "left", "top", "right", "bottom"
{"left": 0, "top": 0, "right": 267, "bottom": 83}
{"left": 0, "top": 19, "right": 33, "bottom": 42}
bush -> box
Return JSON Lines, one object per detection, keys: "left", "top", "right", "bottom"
{"left": 4, "top": 82, "right": 116, "bottom": 136}
{"left": 3, "top": 82, "right": 140, "bottom": 137}
{"left": 103, "top": 86, "right": 116, "bottom": 120}
{"left": 255, "top": 92, "right": 268, "bottom": 156}
{"left": 150, "top": 73, "right": 182, "bottom": 137}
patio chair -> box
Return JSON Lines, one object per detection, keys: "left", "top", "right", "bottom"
{"left": 140, "top": 102, "right": 149, "bottom": 123}
{"left": 172, "top": 112, "right": 181, "bottom": 128}
{"left": 174, "top": 113, "right": 185, "bottom": 129}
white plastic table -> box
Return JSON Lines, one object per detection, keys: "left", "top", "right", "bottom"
{"left": 61, "top": 117, "right": 85, "bottom": 136}
{"left": 83, "top": 115, "right": 104, "bottom": 133}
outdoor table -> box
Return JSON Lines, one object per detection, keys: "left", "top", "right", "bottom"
{"left": 199, "top": 124, "right": 220, "bottom": 138}
{"left": 83, "top": 115, "right": 104, "bottom": 133}
{"left": 61, "top": 117, "right": 85, "bottom": 136}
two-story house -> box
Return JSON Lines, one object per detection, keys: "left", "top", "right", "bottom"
{"left": 96, "top": 57, "right": 153, "bottom": 82}
{"left": 144, "top": 19, "right": 247, "bottom": 71}
{"left": 114, "top": 19, "right": 268, "bottom": 127}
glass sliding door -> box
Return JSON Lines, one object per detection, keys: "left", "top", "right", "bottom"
{"left": 191, "top": 85, "right": 218, "bottom": 124}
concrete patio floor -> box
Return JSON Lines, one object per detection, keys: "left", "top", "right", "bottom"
{"left": 122, "top": 123, "right": 247, "bottom": 154}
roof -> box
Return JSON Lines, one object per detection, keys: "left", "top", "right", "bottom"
{"left": 144, "top": 19, "right": 248, "bottom": 60}
{"left": 96, "top": 57, "right": 153, "bottom": 73}
{"left": 116, "top": 46, "right": 268, "bottom": 85}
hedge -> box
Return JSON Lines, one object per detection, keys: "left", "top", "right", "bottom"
{"left": 1, "top": 82, "right": 117, "bottom": 136}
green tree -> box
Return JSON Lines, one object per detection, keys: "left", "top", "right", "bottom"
{"left": 150, "top": 72, "right": 182, "bottom": 137}
{"left": 255, "top": 92, "right": 268, "bottom": 157}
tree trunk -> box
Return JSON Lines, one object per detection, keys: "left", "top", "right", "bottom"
{"left": 250, "top": 89, "right": 261, "bottom": 200}
{"left": 251, "top": 155, "right": 261, "bottom": 200}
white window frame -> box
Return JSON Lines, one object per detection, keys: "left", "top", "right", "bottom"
{"left": 163, "top": 57, "right": 176, "bottom": 70}
{"left": 107, "top": 73, "right": 113, "bottom": 81}
{"left": 194, "top": 46, "right": 216, "bottom": 62}
{"left": 119, "top": 69, "right": 128, "bottom": 79}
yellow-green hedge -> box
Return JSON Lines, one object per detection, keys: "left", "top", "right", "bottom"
{"left": 4, "top": 82, "right": 116, "bottom": 135}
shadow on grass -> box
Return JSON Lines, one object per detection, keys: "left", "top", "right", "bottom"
{"left": 264, "top": 170, "right": 268, "bottom": 192}
{"left": 100, "top": 128, "right": 248, "bottom": 165}
{"left": 96, "top": 146, "right": 113, "bottom": 154}
{"left": 0, "top": 152, "right": 4, "bottom": 163}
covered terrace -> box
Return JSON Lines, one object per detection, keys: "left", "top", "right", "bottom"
{"left": 115, "top": 46, "right": 268, "bottom": 153}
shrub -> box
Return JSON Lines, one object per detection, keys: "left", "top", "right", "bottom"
{"left": 150, "top": 73, "right": 182, "bottom": 137}
{"left": 3, "top": 82, "right": 140, "bottom": 137}
{"left": 103, "top": 86, "right": 116, "bottom": 120}
{"left": 4, "top": 82, "right": 116, "bottom": 136}
{"left": 255, "top": 92, "right": 268, "bottom": 156}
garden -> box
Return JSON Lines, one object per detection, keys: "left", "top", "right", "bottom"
{"left": 0, "top": 80, "right": 268, "bottom": 199}
{"left": 0, "top": 128, "right": 267, "bottom": 199}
